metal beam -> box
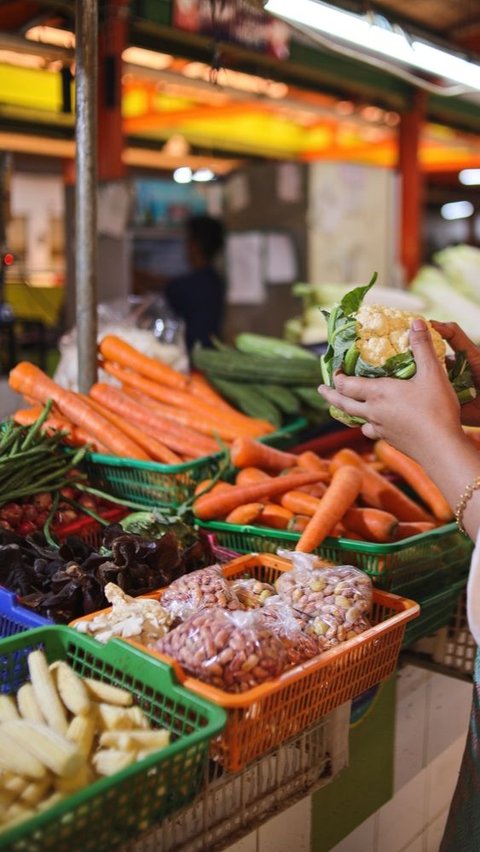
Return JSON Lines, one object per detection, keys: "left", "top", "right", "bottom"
{"left": 75, "top": 0, "right": 98, "bottom": 392}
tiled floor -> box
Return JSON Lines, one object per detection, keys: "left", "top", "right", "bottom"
{"left": 224, "top": 667, "right": 473, "bottom": 852}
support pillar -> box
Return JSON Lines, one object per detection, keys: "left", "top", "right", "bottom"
{"left": 398, "top": 90, "right": 426, "bottom": 285}
{"left": 98, "top": 0, "right": 128, "bottom": 182}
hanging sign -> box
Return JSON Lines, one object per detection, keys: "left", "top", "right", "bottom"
{"left": 172, "top": 0, "right": 290, "bottom": 59}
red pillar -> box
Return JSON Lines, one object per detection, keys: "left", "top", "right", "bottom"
{"left": 398, "top": 90, "right": 426, "bottom": 285}
{"left": 97, "top": 0, "right": 129, "bottom": 181}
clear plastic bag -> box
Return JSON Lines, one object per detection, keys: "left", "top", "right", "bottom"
{"left": 155, "top": 607, "right": 288, "bottom": 692}
{"left": 261, "top": 597, "right": 321, "bottom": 665}
{"left": 160, "top": 565, "right": 242, "bottom": 622}
{"left": 229, "top": 577, "right": 276, "bottom": 609}
{"left": 275, "top": 564, "right": 372, "bottom": 618}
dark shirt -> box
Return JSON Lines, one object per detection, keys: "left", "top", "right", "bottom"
{"left": 165, "top": 266, "right": 225, "bottom": 353}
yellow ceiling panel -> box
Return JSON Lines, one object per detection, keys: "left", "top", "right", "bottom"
{"left": 0, "top": 64, "right": 61, "bottom": 112}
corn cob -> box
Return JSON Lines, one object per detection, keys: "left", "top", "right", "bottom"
{"left": 0, "top": 695, "right": 19, "bottom": 722}
{"left": 84, "top": 679, "right": 133, "bottom": 707}
{"left": 55, "top": 662, "right": 91, "bottom": 717}
{"left": 27, "top": 650, "right": 68, "bottom": 735}
{"left": 2, "top": 720, "right": 84, "bottom": 778}
{"left": 0, "top": 729, "right": 46, "bottom": 779}
{"left": 66, "top": 714, "right": 96, "bottom": 758}
{"left": 92, "top": 749, "right": 135, "bottom": 776}
{"left": 16, "top": 683, "right": 45, "bottom": 724}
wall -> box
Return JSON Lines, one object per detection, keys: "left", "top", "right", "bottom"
{"left": 308, "top": 163, "right": 400, "bottom": 287}
{"left": 10, "top": 172, "right": 64, "bottom": 282}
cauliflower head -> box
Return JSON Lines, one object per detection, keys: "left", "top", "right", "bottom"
{"left": 355, "top": 304, "right": 446, "bottom": 367}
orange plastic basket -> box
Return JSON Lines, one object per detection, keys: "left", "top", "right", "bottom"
{"left": 70, "top": 553, "right": 419, "bottom": 772}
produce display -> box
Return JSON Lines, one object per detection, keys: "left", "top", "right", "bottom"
{"left": 192, "top": 435, "right": 454, "bottom": 550}
{"left": 0, "top": 406, "right": 122, "bottom": 543}
{"left": 9, "top": 335, "right": 280, "bottom": 463}
{"left": 0, "top": 649, "right": 170, "bottom": 834}
{"left": 74, "top": 582, "right": 172, "bottom": 644}
{"left": 0, "top": 517, "right": 214, "bottom": 623}
{"left": 160, "top": 564, "right": 243, "bottom": 621}
{"left": 156, "top": 607, "right": 289, "bottom": 692}
{"left": 192, "top": 333, "right": 329, "bottom": 428}
{"left": 320, "top": 276, "right": 476, "bottom": 426}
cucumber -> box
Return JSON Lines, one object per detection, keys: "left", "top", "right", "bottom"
{"left": 235, "top": 333, "right": 316, "bottom": 361}
{"left": 192, "top": 344, "right": 322, "bottom": 386}
{"left": 209, "top": 377, "right": 283, "bottom": 428}
{"left": 293, "top": 386, "right": 330, "bottom": 412}
{"left": 254, "top": 384, "right": 300, "bottom": 415}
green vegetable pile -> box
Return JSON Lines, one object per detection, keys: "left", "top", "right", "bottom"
{"left": 320, "top": 274, "right": 477, "bottom": 427}
{"left": 192, "top": 333, "right": 328, "bottom": 428}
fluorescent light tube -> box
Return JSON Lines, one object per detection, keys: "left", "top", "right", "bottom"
{"left": 265, "top": 0, "right": 480, "bottom": 89}
{"left": 441, "top": 201, "right": 474, "bottom": 220}
{"left": 459, "top": 169, "right": 480, "bottom": 186}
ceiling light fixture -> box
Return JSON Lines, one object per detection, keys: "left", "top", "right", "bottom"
{"left": 173, "top": 167, "right": 193, "bottom": 184}
{"left": 441, "top": 201, "right": 474, "bottom": 220}
{"left": 25, "top": 26, "right": 75, "bottom": 49}
{"left": 459, "top": 169, "right": 480, "bottom": 186}
{"left": 264, "top": 0, "right": 480, "bottom": 90}
{"left": 122, "top": 47, "right": 173, "bottom": 70}
{"left": 192, "top": 169, "right": 215, "bottom": 182}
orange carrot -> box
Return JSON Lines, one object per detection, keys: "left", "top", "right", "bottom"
{"left": 295, "top": 466, "right": 363, "bottom": 552}
{"left": 296, "top": 450, "right": 329, "bottom": 473}
{"left": 394, "top": 521, "right": 436, "bottom": 540}
{"left": 225, "top": 502, "right": 265, "bottom": 525}
{"left": 329, "top": 447, "right": 433, "bottom": 523}
{"left": 296, "top": 481, "right": 328, "bottom": 498}
{"left": 280, "top": 490, "right": 322, "bottom": 516}
{"left": 14, "top": 406, "right": 113, "bottom": 454}
{"left": 99, "top": 334, "right": 188, "bottom": 390}
{"left": 235, "top": 467, "right": 272, "bottom": 486}
{"left": 121, "top": 387, "right": 245, "bottom": 443}
{"left": 89, "top": 383, "right": 218, "bottom": 458}
{"left": 193, "top": 471, "right": 326, "bottom": 521}
{"left": 83, "top": 394, "right": 181, "bottom": 464}
{"left": 257, "top": 503, "right": 293, "bottom": 530}
{"left": 9, "top": 362, "right": 150, "bottom": 460}
{"left": 374, "top": 440, "right": 453, "bottom": 523}
{"left": 342, "top": 507, "right": 399, "bottom": 543}
{"left": 189, "top": 371, "right": 238, "bottom": 412}
{"left": 102, "top": 361, "right": 275, "bottom": 436}
{"left": 229, "top": 437, "right": 298, "bottom": 472}
{"left": 288, "top": 515, "right": 311, "bottom": 533}
{"left": 124, "top": 386, "right": 270, "bottom": 439}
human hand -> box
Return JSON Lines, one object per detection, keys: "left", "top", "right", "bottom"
{"left": 431, "top": 320, "right": 480, "bottom": 426}
{"left": 319, "top": 318, "right": 463, "bottom": 463}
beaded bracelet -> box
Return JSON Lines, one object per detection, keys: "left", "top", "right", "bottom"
{"left": 455, "top": 475, "right": 480, "bottom": 535}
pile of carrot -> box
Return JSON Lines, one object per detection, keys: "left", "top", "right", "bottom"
{"left": 192, "top": 435, "right": 454, "bottom": 553}
{"left": 8, "top": 335, "right": 275, "bottom": 463}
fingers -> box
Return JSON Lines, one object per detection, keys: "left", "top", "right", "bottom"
{"left": 361, "top": 422, "right": 382, "bottom": 441}
{"left": 408, "top": 319, "right": 443, "bottom": 376}
{"left": 431, "top": 321, "right": 478, "bottom": 356}
{"left": 318, "top": 383, "right": 367, "bottom": 420}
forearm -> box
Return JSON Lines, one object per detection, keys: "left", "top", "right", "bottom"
{"left": 413, "top": 428, "right": 480, "bottom": 541}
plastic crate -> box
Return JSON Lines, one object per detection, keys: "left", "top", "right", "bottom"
{"left": 82, "top": 418, "right": 308, "bottom": 509}
{"left": 121, "top": 703, "right": 350, "bottom": 852}
{"left": 198, "top": 519, "right": 471, "bottom": 597}
{"left": 73, "top": 553, "right": 419, "bottom": 772}
{"left": 402, "top": 578, "right": 467, "bottom": 648}
{"left": 198, "top": 428, "right": 473, "bottom": 596}
{"left": 55, "top": 505, "right": 127, "bottom": 548}
{"left": 0, "top": 587, "right": 51, "bottom": 636}
{"left": 430, "top": 590, "right": 477, "bottom": 677}
{"left": 0, "top": 625, "right": 226, "bottom": 852}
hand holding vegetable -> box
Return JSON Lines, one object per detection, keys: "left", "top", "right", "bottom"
{"left": 320, "top": 319, "right": 463, "bottom": 463}
{"left": 431, "top": 320, "right": 480, "bottom": 426}
{"left": 320, "top": 276, "right": 476, "bottom": 426}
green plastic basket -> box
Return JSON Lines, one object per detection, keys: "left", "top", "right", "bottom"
{"left": 199, "top": 520, "right": 473, "bottom": 596}
{"left": 82, "top": 417, "right": 308, "bottom": 509}
{"left": 0, "top": 626, "right": 226, "bottom": 852}
{"left": 402, "top": 578, "right": 467, "bottom": 647}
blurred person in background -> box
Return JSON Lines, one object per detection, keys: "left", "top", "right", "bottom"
{"left": 135, "top": 214, "right": 226, "bottom": 357}
{"left": 319, "top": 319, "right": 480, "bottom": 852}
